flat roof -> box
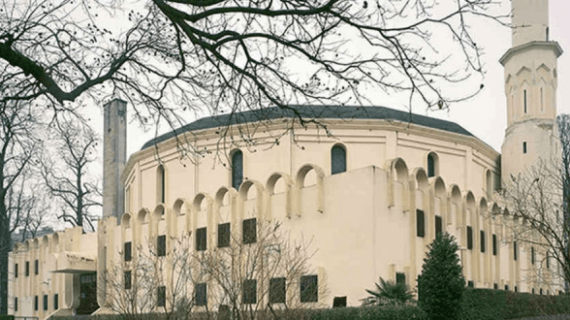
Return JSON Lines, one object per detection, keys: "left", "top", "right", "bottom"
{"left": 141, "top": 105, "right": 474, "bottom": 150}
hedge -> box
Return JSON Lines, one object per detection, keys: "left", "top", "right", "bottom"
{"left": 310, "top": 305, "right": 427, "bottom": 320}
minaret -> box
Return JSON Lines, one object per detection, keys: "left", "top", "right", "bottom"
{"left": 102, "top": 99, "right": 127, "bottom": 220}
{"left": 500, "top": 0, "right": 563, "bottom": 184}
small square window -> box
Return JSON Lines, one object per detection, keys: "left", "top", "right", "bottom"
{"left": 157, "top": 235, "right": 166, "bottom": 257}
{"left": 157, "top": 286, "right": 166, "bottom": 307}
{"left": 480, "top": 231, "right": 486, "bottom": 253}
{"left": 492, "top": 234, "right": 497, "bottom": 256}
{"left": 196, "top": 228, "right": 207, "bottom": 251}
{"left": 435, "top": 215, "right": 442, "bottom": 236}
{"left": 416, "top": 210, "right": 425, "bottom": 238}
{"left": 218, "top": 223, "right": 230, "bottom": 248}
{"left": 467, "top": 226, "right": 473, "bottom": 250}
{"left": 43, "top": 294, "right": 48, "bottom": 311}
{"left": 195, "top": 283, "right": 207, "bottom": 306}
{"left": 269, "top": 278, "right": 286, "bottom": 304}
{"left": 467, "top": 281, "right": 474, "bottom": 288}
{"left": 243, "top": 218, "right": 257, "bottom": 244}
{"left": 35, "top": 260, "right": 39, "bottom": 275}
{"left": 26, "top": 261, "right": 30, "bottom": 277}
{"left": 125, "top": 271, "right": 132, "bottom": 290}
{"left": 396, "top": 272, "right": 406, "bottom": 285}
{"left": 54, "top": 294, "right": 59, "bottom": 310}
{"left": 124, "top": 242, "right": 132, "bottom": 261}
{"left": 242, "top": 279, "right": 257, "bottom": 304}
{"left": 300, "top": 275, "right": 318, "bottom": 303}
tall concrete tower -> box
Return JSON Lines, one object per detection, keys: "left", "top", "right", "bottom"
{"left": 500, "top": 0, "right": 562, "bottom": 184}
{"left": 102, "top": 99, "right": 127, "bottom": 220}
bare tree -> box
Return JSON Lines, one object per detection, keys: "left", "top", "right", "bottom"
{"left": 0, "top": 100, "right": 42, "bottom": 314}
{"left": 499, "top": 115, "right": 570, "bottom": 292}
{"left": 1, "top": 0, "right": 506, "bottom": 135}
{"left": 41, "top": 119, "right": 101, "bottom": 232}
{"left": 105, "top": 220, "right": 323, "bottom": 320}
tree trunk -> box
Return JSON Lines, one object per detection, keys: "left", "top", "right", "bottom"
{"left": 0, "top": 218, "right": 11, "bottom": 315}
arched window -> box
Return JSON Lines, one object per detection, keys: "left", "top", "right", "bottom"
{"left": 331, "top": 145, "right": 346, "bottom": 175}
{"left": 232, "top": 150, "right": 243, "bottom": 190}
{"left": 157, "top": 165, "right": 165, "bottom": 204}
{"left": 427, "top": 152, "right": 438, "bottom": 178}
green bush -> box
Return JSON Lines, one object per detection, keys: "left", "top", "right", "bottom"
{"left": 418, "top": 233, "right": 465, "bottom": 320}
{"left": 310, "top": 305, "right": 427, "bottom": 320}
{"left": 0, "top": 316, "right": 15, "bottom": 320}
{"left": 362, "top": 277, "right": 413, "bottom": 306}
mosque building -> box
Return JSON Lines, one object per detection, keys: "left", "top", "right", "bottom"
{"left": 7, "top": 0, "right": 564, "bottom": 317}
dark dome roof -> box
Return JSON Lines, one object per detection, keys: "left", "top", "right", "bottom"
{"left": 141, "top": 105, "right": 473, "bottom": 150}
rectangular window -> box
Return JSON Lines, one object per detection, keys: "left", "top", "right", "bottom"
{"left": 480, "top": 231, "right": 486, "bottom": 253}
{"left": 531, "top": 247, "right": 535, "bottom": 265}
{"left": 514, "top": 241, "right": 518, "bottom": 261}
{"left": 125, "top": 186, "right": 131, "bottom": 214}
{"left": 467, "top": 226, "right": 473, "bottom": 250}
{"left": 243, "top": 218, "right": 257, "bottom": 244}
{"left": 468, "top": 281, "right": 474, "bottom": 288}
{"left": 218, "top": 223, "right": 230, "bottom": 248}
{"left": 195, "top": 283, "right": 207, "bottom": 306}
{"left": 242, "top": 279, "right": 257, "bottom": 304}
{"left": 547, "top": 252, "right": 550, "bottom": 268}
{"left": 14, "top": 264, "right": 18, "bottom": 278}
{"left": 54, "top": 294, "right": 59, "bottom": 310}
{"left": 416, "top": 210, "right": 425, "bottom": 238}
{"left": 523, "top": 142, "right": 527, "bottom": 154}
{"left": 14, "top": 297, "right": 18, "bottom": 312}
{"left": 26, "top": 261, "right": 30, "bottom": 276}
{"left": 157, "top": 235, "right": 166, "bottom": 257}
{"left": 396, "top": 272, "right": 406, "bottom": 285}
{"left": 34, "top": 295, "right": 38, "bottom": 311}
{"left": 523, "top": 90, "right": 527, "bottom": 113}
{"left": 493, "top": 235, "right": 497, "bottom": 256}
{"left": 196, "top": 227, "right": 207, "bottom": 251}
{"left": 35, "top": 260, "right": 39, "bottom": 275}
{"left": 435, "top": 215, "right": 443, "bottom": 236}
{"left": 269, "top": 278, "right": 286, "bottom": 304}
{"left": 515, "top": 286, "right": 518, "bottom": 293}
{"left": 43, "top": 294, "right": 48, "bottom": 311}
{"left": 493, "top": 283, "right": 498, "bottom": 290}
{"left": 505, "top": 285, "right": 509, "bottom": 291}
{"left": 124, "top": 242, "right": 132, "bottom": 261}
{"left": 300, "top": 275, "right": 318, "bottom": 303}
{"left": 157, "top": 286, "right": 166, "bottom": 307}
{"left": 125, "top": 271, "right": 132, "bottom": 290}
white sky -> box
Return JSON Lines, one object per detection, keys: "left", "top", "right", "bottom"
{"left": 84, "top": 0, "right": 570, "bottom": 160}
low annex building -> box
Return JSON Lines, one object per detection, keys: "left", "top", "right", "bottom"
{"left": 7, "top": 0, "right": 565, "bottom": 317}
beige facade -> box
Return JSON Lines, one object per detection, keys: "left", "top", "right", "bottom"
{"left": 8, "top": 0, "right": 565, "bottom": 317}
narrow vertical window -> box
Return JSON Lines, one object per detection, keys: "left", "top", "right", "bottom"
{"left": 505, "top": 285, "right": 509, "bottom": 291}
{"left": 269, "top": 278, "right": 286, "bottom": 304}
{"left": 125, "top": 271, "right": 132, "bottom": 290}
{"left": 14, "top": 297, "right": 17, "bottom": 312}
{"left": 514, "top": 241, "right": 518, "bottom": 261}
{"left": 531, "top": 247, "right": 535, "bottom": 265}
{"left": 493, "top": 235, "right": 497, "bottom": 256}
{"left": 34, "top": 296, "right": 38, "bottom": 311}
{"left": 195, "top": 283, "right": 207, "bottom": 306}
{"left": 300, "top": 275, "right": 318, "bottom": 303}
{"left": 523, "top": 90, "right": 527, "bottom": 113}
{"left": 157, "top": 286, "right": 166, "bottom": 307}
{"left": 54, "top": 294, "right": 59, "bottom": 310}
{"left": 243, "top": 218, "right": 257, "bottom": 244}
{"left": 547, "top": 252, "right": 550, "bottom": 268}
{"left": 416, "top": 210, "right": 425, "bottom": 238}
{"left": 467, "top": 226, "right": 473, "bottom": 250}
{"left": 25, "top": 261, "right": 29, "bottom": 276}
{"left": 242, "top": 279, "right": 257, "bottom": 304}
{"left": 196, "top": 227, "right": 207, "bottom": 251}
{"left": 480, "top": 231, "right": 486, "bottom": 253}
{"left": 331, "top": 145, "right": 347, "bottom": 175}
{"left": 124, "top": 242, "right": 132, "bottom": 261}
{"left": 14, "top": 264, "right": 18, "bottom": 278}
{"left": 231, "top": 150, "right": 243, "bottom": 190}
{"left": 435, "top": 215, "right": 443, "bottom": 236}
{"left": 35, "top": 260, "right": 39, "bottom": 275}
{"left": 218, "top": 223, "right": 231, "bottom": 248}
{"left": 125, "top": 187, "right": 131, "bottom": 214}
{"left": 157, "top": 165, "right": 165, "bottom": 204}
{"left": 540, "top": 87, "right": 544, "bottom": 111}
{"left": 157, "top": 235, "right": 166, "bottom": 257}
{"left": 43, "top": 294, "right": 48, "bottom": 311}
{"left": 523, "top": 142, "right": 527, "bottom": 154}
{"left": 427, "top": 154, "right": 435, "bottom": 177}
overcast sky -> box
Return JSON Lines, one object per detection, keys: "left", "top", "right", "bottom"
{"left": 88, "top": 0, "right": 570, "bottom": 159}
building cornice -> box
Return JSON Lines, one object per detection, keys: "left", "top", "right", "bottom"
{"left": 500, "top": 41, "right": 563, "bottom": 66}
